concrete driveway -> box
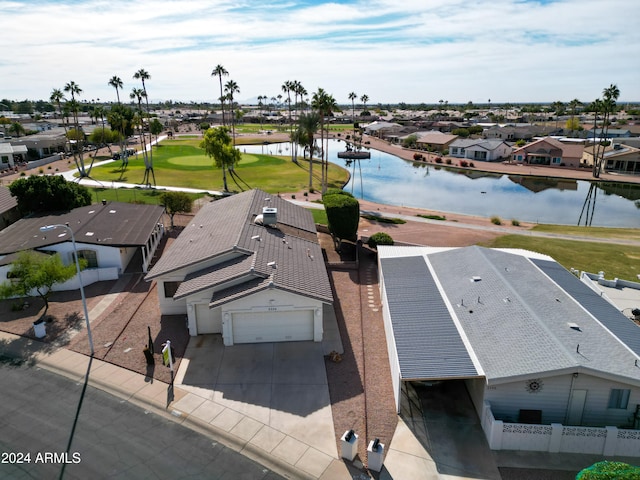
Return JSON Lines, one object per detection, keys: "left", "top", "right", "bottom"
{"left": 173, "top": 336, "right": 338, "bottom": 474}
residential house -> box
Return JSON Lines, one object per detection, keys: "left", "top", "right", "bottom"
{"left": 0, "top": 143, "right": 28, "bottom": 169}
{"left": 449, "top": 139, "right": 512, "bottom": 162}
{"left": 587, "top": 128, "right": 632, "bottom": 139}
{"left": 0, "top": 201, "right": 165, "bottom": 289}
{"left": 0, "top": 186, "right": 20, "bottom": 230}
{"left": 9, "top": 131, "right": 67, "bottom": 159}
{"left": 363, "top": 121, "right": 404, "bottom": 139}
{"left": 484, "top": 125, "right": 554, "bottom": 141}
{"left": 581, "top": 144, "right": 640, "bottom": 175}
{"left": 377, "top": 245, "right": 640, "bottom": 456}
{"left": 511, "top": 137, "right": 583, "bottom": 168}
{"left": 145, "top": 189, "right": 333, "bottom": 346}
{"left": 414, "top": 131, "right": 458, "bottom": 153}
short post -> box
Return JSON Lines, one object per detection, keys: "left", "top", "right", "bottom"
{"left": 367, "top": 438, "right": 384, "bottom": 472}
{"left": 340, "top": 429, "right": 358, "bottom": 461}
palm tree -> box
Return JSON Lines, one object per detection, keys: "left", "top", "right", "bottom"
{"left": 211, "top": 64, "right": 229, "bottom": 126}
{"left": 348, "top": 91, "right": 357, "bottom": 137}
{"left": 592, "top": 84, "right": 620, "bottom": 178}
{"left": 10, "top": 122, "right": 25, "bottom": 138}
{"left": 63, "top": 81, "right": 90, "bottom": 177}
{"left": 224, "top": 79, "right": 240, "bottom": 146}
{"left": 568, "top": 98, "right": 582, "bottom": 135}
{"left": 296, "top": 112, "right": 320, "bottom": 189}
{"left": 133, "top": 69, "right": 155, "bottom": 186}
{"left": 282, "top": 80, "right": 295, "bottom": 162}
{"left": 360, "top": 94, "right": 369, "bottom": 114}
{"left": 130, "top": 87, "right": 155, "bottom": 186}
{"left": 312, "top": 88, "right": 338, "bottom": 193}
{"left": 108, "top": 76, "right": 123, "bottom": 104}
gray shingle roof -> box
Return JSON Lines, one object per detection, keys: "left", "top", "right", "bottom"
{"left": 427, "top": 246, "right": 640, "bottom": 385}
{"left": 146, "top": 189, "right": 333, "bottom": 305}
{"left": 379, "top": 246, "right": 640, "bottom": 386}
{"left": 0, "top": 201, "right": 164, "bottom": 254}
{"left": 379, "top": 255, "right": 479, "bottom": 380}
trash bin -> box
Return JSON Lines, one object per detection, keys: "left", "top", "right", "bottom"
{"left": 33, "top": 321, "right": 46, "bottom": 339}
{"left": 340, "top": 430, "right": 358, "bottom": 461}
{"left": 367, "top": 438, "right": 384, "bottom": 472}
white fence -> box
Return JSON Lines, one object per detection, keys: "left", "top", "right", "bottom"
{"left": 482, "top": 402, "right": 640, "bottom": 457}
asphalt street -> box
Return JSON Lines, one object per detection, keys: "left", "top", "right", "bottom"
{"left": 0, "top": 359, "right": 284, "bottom": 480}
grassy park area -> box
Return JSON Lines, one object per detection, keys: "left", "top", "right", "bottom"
{"left": 480, "top": 235, "right": 640, "bottom": 282}
{"left": 87, "top": 138, "right": 349, "bottom": 194}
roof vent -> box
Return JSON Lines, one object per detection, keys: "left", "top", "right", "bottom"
{"left": 267, "top": 261, "right": 276, "bottom": 268}
{"left": 471, "top": 276, "right": 482, "bottom": 282}
{"left": 254, "top": 214, "right": 264, "bottom": 225}
{"left": 262, "top": 207, "right": 277, "bottom": 225}
{"left": 568, "top": 322, "right": 581, "bottom": 332}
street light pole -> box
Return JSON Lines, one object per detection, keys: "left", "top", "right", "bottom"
{"left": 39, "top": 224, "right": 94, "bottom": 355}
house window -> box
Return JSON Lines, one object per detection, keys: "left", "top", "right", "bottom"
{"left": 608, "top": 389, "right": 630, "bottom": 409}
{"left": 517, "top": 155, "right": 523, "bottom": 161}
{"left": 552, "top": 157, "right": 562, "bottom": 164}
{"left": 1, "top": 156, "right": 8, "bottom": 164}
{"left": 163, "top": 281, "right": 181, "bottom": 298}
{"left": 73, "top": 249, "right": 98, "bottom": 268}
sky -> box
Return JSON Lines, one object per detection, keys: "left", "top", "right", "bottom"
{"left": 1, "top": 0, "right": 639, "bottom": 106}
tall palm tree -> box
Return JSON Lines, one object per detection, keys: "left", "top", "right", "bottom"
{"left": 296, "top": 112, "right": 320, "bottom": 189}
{"left": 312, "top": 88, "right": 338, "bottom": 193}
{"left": 50, "top": 88, "right": 70, "bottom": 152}
{"left": 348, "top": 91, "right": 357, "bottom": 138}
{"left": 360, "top": 94, "right": 369, "bottom": 114}
{"left": 592, "top": 84, "right": 620, "bottom": 178}
{"left": 282, "top": 80, "right": 295, "bottom": 162}
{"left": 133, "top": 69, "right": 155, "bottom": 186}
{"left": 211, "top": 64, "right": 228, "bottom": 126}
{"left": 130, "top": 87, "right": 155, "bottom": 186}
{"left": 63, "top": 81, "right": 89, "bottom": 177}
{"left": 224, "top": 79, "right": 240, "bottom": 146}
{"left": 108, "top": 76, "right": 123, "bottom": 104}
{"left": 568, "top": 98, "right": 582, "bottom": 135}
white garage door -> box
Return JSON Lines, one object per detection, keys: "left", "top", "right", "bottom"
{"left": 232, "top": 310, "right": 314, "bottom": 344}
{"left": 195, "top": 304, "right": 222, "bottom": 334}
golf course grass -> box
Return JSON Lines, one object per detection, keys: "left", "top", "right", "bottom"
{"left": 87, "top": 138, "right": 349, "bottom": 194}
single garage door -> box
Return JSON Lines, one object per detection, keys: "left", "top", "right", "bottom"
{"left": 195, "top": 304, "right": 222, "bottom": 334}
{"left": 232, "top": 310, "right": 314, "bottom": 344}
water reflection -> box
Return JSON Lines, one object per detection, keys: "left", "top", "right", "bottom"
{"left": 240, "top": 140, "right": 640, "bottom": 227}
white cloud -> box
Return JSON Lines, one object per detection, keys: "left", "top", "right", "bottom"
{"left": 1, "top": 0, "right": 638, "bottom": 104}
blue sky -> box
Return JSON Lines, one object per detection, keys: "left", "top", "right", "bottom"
{"left": 1, "top": 0, "right": 638, "bottom": 105}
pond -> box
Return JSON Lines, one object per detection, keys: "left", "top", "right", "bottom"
{"left": 240, "top": 140, "right": 640, "bottom": 227}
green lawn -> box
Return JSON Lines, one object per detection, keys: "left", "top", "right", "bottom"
{"left": 480, "top": 235, "right": 640, "bottom": 281}
{"left": 88, "top": 187, "right": 206, "bottom": 205}
{"left": 86, "top": 138, "right": 349, "bottom": 194}
{"left": 532, "top": 224, "right": 640, "bottom": 241}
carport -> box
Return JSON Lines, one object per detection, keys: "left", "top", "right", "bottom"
{"left": 378, "top": 254, "right": 486, "bottom": 414}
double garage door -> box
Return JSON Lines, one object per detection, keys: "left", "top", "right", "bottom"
{"left": 231, "top": 310, "right": 314, "bottom": 344}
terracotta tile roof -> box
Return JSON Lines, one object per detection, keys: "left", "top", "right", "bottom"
{"left": 145, "top": 189, "right": 333, "bottom": 304}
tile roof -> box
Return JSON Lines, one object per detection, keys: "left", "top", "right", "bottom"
{"left": 0, "top": 201, "right": 164, "bottom": 254}
{"left": 379, "top": 246, "right": 640, "bottom": 386}
{"left": 145, "top": 189, "right": 333, "bottom": 305}
{"left": 0, "top": 186, "right": 17, "bottom": 215}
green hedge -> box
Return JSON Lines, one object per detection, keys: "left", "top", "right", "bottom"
{"left": 323, "top": 192, "right": 359, "bottom": 242}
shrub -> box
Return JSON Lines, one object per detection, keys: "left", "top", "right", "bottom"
{"left": 324, "top": 192, "right": 359, "bottom": 243}
{"left": 445, "top": 159, "right": 452, "bottom": 165}
{"left": 47, "top": 166, "right": 52, "bottom": 170}
{"left": 491, "top": 216, "right": 502, "bottom": 225}
{"left": 511, "top": 219, "right": 520, "bottom": 226}
{"left": 435, "top": 157, "right": 443, "bottom": 164}
{"left": 38, "top": 168, "right": 44, "bottom": 174}
{"left": 459, "top": 160, "right": 469, "bottom": 167}
{"left": 469, "top": 162, "right": 475, "bottom": 168}
{"left": 367, "top": 232, "right": 394, "bottom": 249}
{"left": 413, "top": 153, "right": 424, "bottom": 161}
{"left": 417, "top": 214, "right": 446, "bottom": 221}
{"left": 361, "top": 214, "right": 406, "bottom": 224}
